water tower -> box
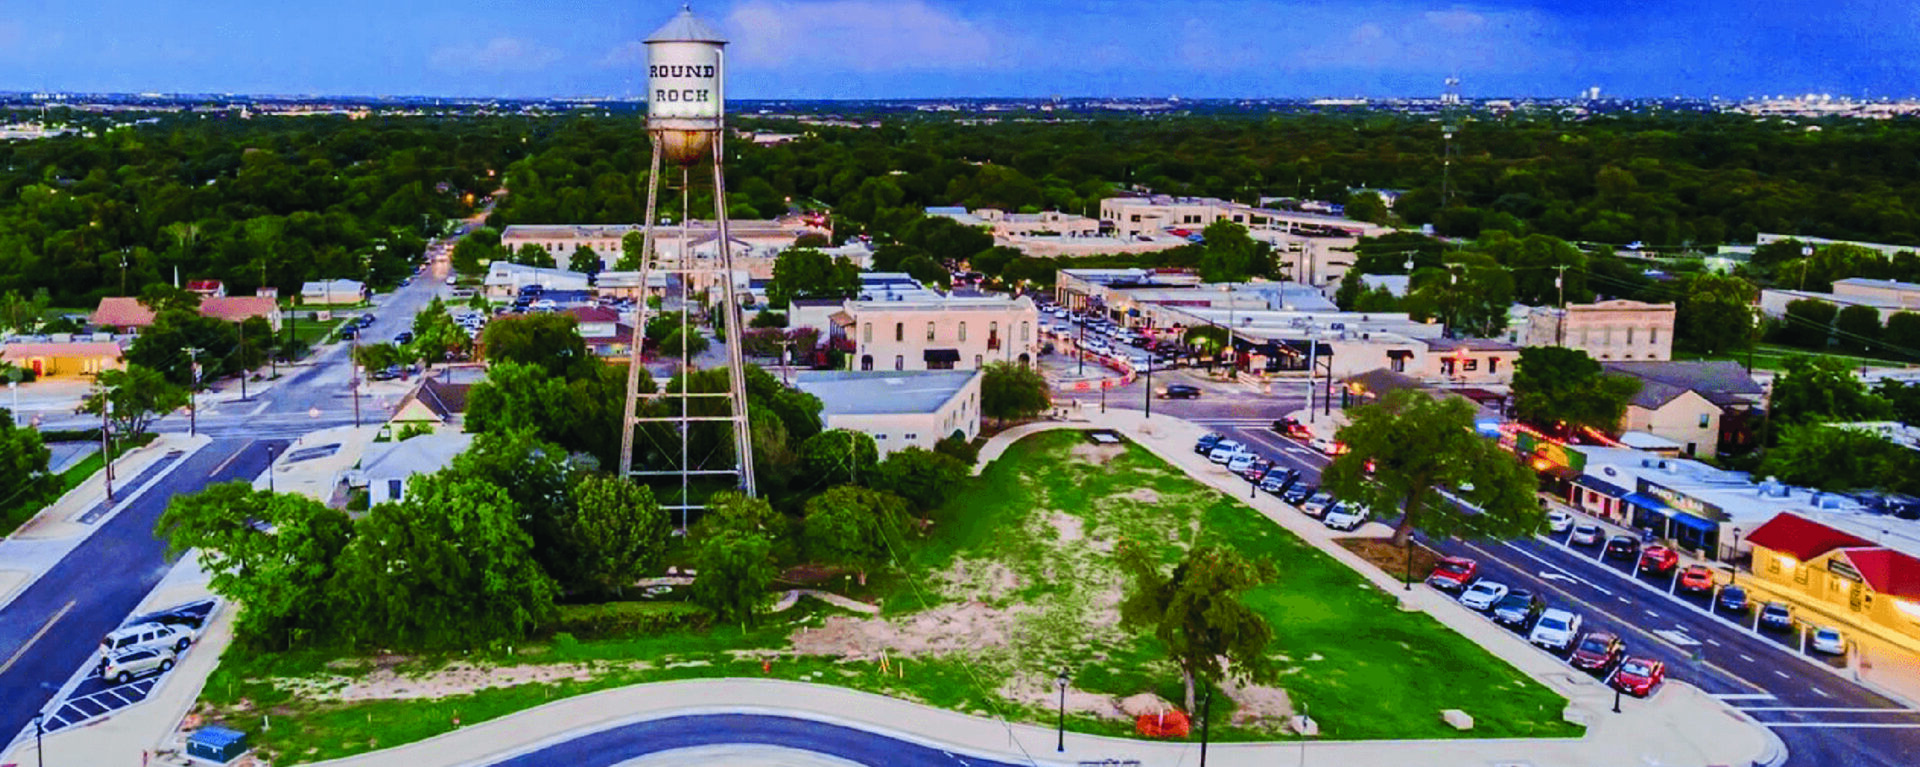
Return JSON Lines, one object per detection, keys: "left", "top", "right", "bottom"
{"left": 619, "top": 4, "right": 757, "bottom": 520}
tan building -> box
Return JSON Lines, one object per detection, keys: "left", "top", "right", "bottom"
{"left": 794, "top": 370, "right": 983, "bottom": 457}
{"left": 1832, "top": 278, "right": 1920, "bottom": 310}
{"left": 973, "top": 208, "right": 1100, "bottom": 237}
{"left": 1745, "top": 512, "right": 1920, "bottom": 646}
{"left": 1622, "top": 388, "right": 1722, "bottom": 459}
{"left": 1524, "top": 300, "right": 1677, "bottom": 361}
{"left": 0, "top": 339, "right": 126, "bottom": 378}
{"left": 501, "top": 216, "right": 832, "bottom": 275}
{"left": 1605, "top": 361, "right": 1767, "bottom": 459}
{"left": 1098, "top": 195, "right": 1390, "bottom": 240}
{"left": 846, "top": 295, "right": 1039, "bottom": 372}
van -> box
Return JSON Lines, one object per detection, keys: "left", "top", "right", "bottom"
{"left": 98, "top": 623, "right": 192, "bottom": 672}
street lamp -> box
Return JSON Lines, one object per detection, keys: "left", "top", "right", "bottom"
{"left": 34, "top": 710, "right": 44, "bottom": 767}
{"left": 266, "top": 443, "right": 278, "bottom": 493}
{"left": 1729, "top": 527, "right": 1743, "bottom": 585}
{"left": 1142, "top": 357, "right": 1152, "bottom": 419}
{"left": 1055, "top": 668, "right": 1070, "bottom": 752}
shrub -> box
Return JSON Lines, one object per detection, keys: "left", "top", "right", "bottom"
{"left": 545, "top": 601, "right": 713, "bottom": 639}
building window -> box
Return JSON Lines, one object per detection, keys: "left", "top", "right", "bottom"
{"left": 988, "top": 322, "right": 1000, "bottom": 350}
{"left": 894, "top": 355, "right": 904, "bottom": 371}
{"left": 905, "top": 433, "right": 917, "bottom": 441}
{"left": 1626, "top": 327, "right": 1635, "bottom": 345}
{"left": 1464, "top": 358, "right": 1479, "bottom": 372}
{"left": 1489, "top": 358, "right": 1500, "bottom": 374}
{"left": 895, "top": 323, "right": 904, "bottom": 342}
{"left": 927, "top": 322, "right": 936, "bottom": 341}
{"left": 861, "top": 355, "right": 873, "bottom": 371}
{"left": 1649, "top": 327, "right": 1659, "bottom": 344}
{"left": 876, "top": 434, "right": 887, "bottom": 441}
{"left": 1698, "top": 413, "right": 1711, "bottom": 428}
{"left": 973, "top": 354, "right": 983, "bottom": 368}
{"left": 1021, "top": 321, "right": 1030, "bottom": 342}
{"left": 1440, "top": 358, "right": 1456, "bottom": 376}
{"left": 959, "top": 321, "right": 968, "bottom": 341}
{"left": 863, "top": 323, "right": 872, "bottom": 343}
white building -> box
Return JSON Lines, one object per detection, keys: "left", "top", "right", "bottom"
{"left": 1523, "top": 300, "right": 1677, "bottom": 361}
{"left": 844, "top": 294, "right": 1040, "bottom": 372}
{"left": 484, "top": 262, "right": 591, "bottom": 298}
{"left": 501, "top": 216, "right": 838, "bottom": 279}
{"left": 794, "top": 370, "right": 983, "bottom": 457}
{"left": 1098, "top": 194, "right": 1390, "bottom": 240}
{"left": 301, "top": 279, "right": 367, "bottom": 305}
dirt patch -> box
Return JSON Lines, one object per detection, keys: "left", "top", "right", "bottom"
{"left": 789, "top": 601, "right": 1027, "bottom": 659}
{"left": 1070, "top": 442, "right": 1125, "bottom": 464}
{"left": 1221, "top": 677, "right": 1295, "bottom": 724}
{"left": 1045, "top": 511, "right": 1084, "bottom": 543}
{"left": 999, "top": 673, "right": 1127, "bottom": 719}
{"left": 277, "top": 661, "right": 611, "bottom": 702}
{"left": 1337, "top": 537, "right": 1440, "bottom": 584}
{"left": 1119, "top": 487, "right": 1161, "bottom": 504}
{"left": 937, "top": 558, "right": 1024, "bottom": 602}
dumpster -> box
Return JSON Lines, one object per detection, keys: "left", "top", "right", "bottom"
{"left": 185, "top": 726, "right": 248, "bottom": 763}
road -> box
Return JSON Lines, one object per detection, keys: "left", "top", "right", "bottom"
{"left": 485, "top": 713, "right": 1028, "bottom": 767}
{"left": 0, "top": 237, "right": 461, "bottom": 745}
{"left": 1052, "top": 354, "right": 1920, "bottom": 767}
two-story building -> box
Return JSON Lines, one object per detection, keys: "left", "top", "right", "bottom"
{"left": 1744, "top": 512, "right": 1920, "bottom": 646}
{"left": 794, "top": 370, "right": 983, "bottom": 457}
{"left": 1604, "top": 360, "right": 1767, "bottom": 459}
{"left": 844, "top": 294, "right": 1040, "bottom": 372}
{"left": 1523, "top": 299, "right": 1677, "bottom": 361}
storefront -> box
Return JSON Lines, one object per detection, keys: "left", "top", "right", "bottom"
{"left": 1514, "top": 432, "right": 1585, "bottom": 499}
{"left": 1624, "top": 478, "right": 1723, "bottom": 555}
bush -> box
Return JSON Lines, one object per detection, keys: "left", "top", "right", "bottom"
{"left": 546, "top": 600, "right": 713, "bottom": 639}
{"left": 934, "top": 433, "right": 979, "bottom": 465}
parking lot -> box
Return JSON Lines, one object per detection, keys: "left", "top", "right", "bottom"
{"left": 35, "top": 599, "right": 216, "bottom": 734}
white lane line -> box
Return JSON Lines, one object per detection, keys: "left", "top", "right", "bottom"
{"left": 1773, "top": 670, "right": 1791, "bottom": 679}
{"left": 1740, "top": 654, "right": 1756, "bottom": 662}
{"left": 1813, "top": 687, "right": 1831, "bottom": 698}
{"left": 1644, "top": 610, "right": 1660, "bottom": 618}
{"left": 1712, "top": 693, "right": 1777, "bottom": 701}
{"left": 1617, "top": 596, "right": 1632, "bottom": 604}
{"left": 1706, "top": 639, "right": 1723, "bottom": 647}
{"left": 1739, "top": 706, "right": 1919, "bottom": 713}
{"left": 0, "top": 599, "right": 76, "bottom": 675}
{"left": 1761, "top": 723, "right": 1920, "bottom": 729}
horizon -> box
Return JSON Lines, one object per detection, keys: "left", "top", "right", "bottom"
{"left": 2, "top": 1, "right": 1916, "bottom": 102}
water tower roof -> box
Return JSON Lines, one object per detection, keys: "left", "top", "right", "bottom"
{"left": 646, "top": 5, "right": 727, "bottom": 44}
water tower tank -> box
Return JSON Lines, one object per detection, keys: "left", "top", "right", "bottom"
{"left": 646, "top": 5, "right": 727, "bottom": 165}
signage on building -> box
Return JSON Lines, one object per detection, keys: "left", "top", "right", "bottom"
{"left": 1636, "top": 478, "right": 1727, "bottom": 521}
{"left": 1516, "top": 433, "right": 1587, "bottom": 472}
{"left": 1828, "top": 558, "right": 1864, "bottom": 583}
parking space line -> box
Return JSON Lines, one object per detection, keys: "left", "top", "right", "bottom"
{"left": 1707, "top": 639, "right": 1722, "bottom": 647}
{"left": 1644, "top": 610, "right": 1660, "bottom": 618}
{"left": 1761, "top": 722, "right": 1920, "bottom": 729}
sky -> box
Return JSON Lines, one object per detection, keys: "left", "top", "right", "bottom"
{"left": 1, "top": 1, "right": 1917, "bottom": 100}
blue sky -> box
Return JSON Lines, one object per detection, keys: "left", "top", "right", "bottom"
{"left": 1, "top": 1, "right": 1915, "bottom": 99}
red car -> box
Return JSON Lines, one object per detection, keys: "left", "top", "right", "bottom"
{"left": 1612, "top": 656, "right": 1666, "bottom": 697}
{"left": 1678, "top": 565, "right": 1715, "bottom": 592}
{"left": 1570, "top": 630, "right": 1628, "bottom": 674}
{"left": 1638, "top": 545, "right": 1679, "bottom": 575}
{"left": 1426, "top": 557, "right": 1478, "bottom": 592}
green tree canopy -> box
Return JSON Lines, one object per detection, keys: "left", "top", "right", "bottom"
{"left": 1884, "top": 311, "right": 1920, "bottom": 360}
{"left": 1198, "top": 220, "right": 1265, "bottom": 283}
{"left": 1118, "top": 542, "right": 1277, "bottom": 712}
{"left": 690, "top": 529, "right": 777, "bottom": 628}
{"left": 568, "top": 244, "right": 601, "bottom": 274}
{"left": 446, "top": 428, "right": 577, "bottom": 584}
{"left": 1758, "top": 423, "right": 1920, "bottom": 495}
{"left": 481, "top": 312, "right": 592, "bottom": 379}
{"left": 157, "top": 482, "right": 353, "bottom": 649}
{"left": 766, "top": 247, "right": 859, "bottom": 308}
{"left": 802, "top": 485, "right": 911, "bottom": 584}
{"left": 562, "top": 474, "right": 671, "bottom": 596}
{"left": 81, "top": 364, "right": 188, "bottom": 440}
{"left": 1323, "top": 389, "right": 1541, "bottom": 547}
{"left": 872, "top": 446, "right": 969, "bottom": 513}
{"left": 1675, "top": 272, "right": 1755, "bottom": 355}
{"left": 1769, "top": 354, "right": 1893, "bottom": 426}
{"left": 980, "top": 361, "right": 1050, "bottom": 424}
{"left": 0, "top": 408, "right": 55, "bottom": 526}
{"left": 1834, "top": 304, "right": 1883, "bottom": 353}
{"left": 1510, "top": 347, "right": 1642, "bottom": 437}
{"left": 1779, "top": 298, "right": 1838, "bottom": 349}
{"left": 1403, "top": 253, "right": 1514, "bottom": 337}
{"left": 511, "top": 242, "right": 555, "bottom": 268}
{"left": 799, "top": 428, "right": 880, "bottom": 487}
{"left": 409, "top": 296, "right": 470, "bottom": 368}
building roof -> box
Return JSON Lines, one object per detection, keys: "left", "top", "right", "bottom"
{"left": 795, "top": 370, "right": 979, "bottom": 417}
{"left": 1422, "top": 337, "right": 1519, "bottom": 352}
{"left": 646, "top": 6, "right": 727, "bottom": 43}
{"left": 567, "top": 306, "right": 620, "bottom": 323}
{"left": 1625, "top": 379, "right": 1697, "bottom": 410}
{"left": 396, "top": 378, "right": 471, "bottom": 422}
{"left": 0, "top": 341, "right": 125, "bottom": 359}
{"left": 1618, "top": 431, "right": 1683, "bottom": 450}
{"left": 200, "top": 296, "right": 278, "bottom": 323}
{"left": 1833, "top": 277, "right": 1920, "bottom": 292}
{"left": 1837, "top": 548, "right": 1920, "bottom": 600}
{"left": 361, "top": 431, "right": 474, "bottom": 482}
{"left": 1341, "top": 367, "right": 1425, "bottom": 397}
{"left": 302, "top": 279, "right": 365, "bottom": 292}
{"left": 185, "top": 280, "right": 223, "bottom": 292}
{"left": 90, "top": 297, "right": 156, "bottom": 328}
{"left": 1745, "top": 512, "right": 1875, "bottom": 562}
{"left": 1604, "top": 360, "right": 1764, "bottom": 408}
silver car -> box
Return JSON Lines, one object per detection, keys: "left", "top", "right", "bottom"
{"left": 101, "top": 647, "right": 176, "bottom": 684}
{"left": 1569, "top": 523, "right": 1603, "bottom": 546}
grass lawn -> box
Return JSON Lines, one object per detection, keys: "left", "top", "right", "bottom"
{"left": 192, "top": 430, "right": 1579, "bottom": 764}
{"left": 1, "top": 432, "right": 156, "bottom": 535}
{"left": 1677, "top": 344, "right": 1919, "bottom": 372}
{"left": 285, "top": 318, "right": 350, "bottom": 348}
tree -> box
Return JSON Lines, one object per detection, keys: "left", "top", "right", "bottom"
{"left": 980, "top": 361, "right": 1050, "bottom": 425}
{"left": 481, "top": 312, "right": 592, "bottom": 380}
{"left": 1674, "top": 272, "right": 1755, "bottom": 355}
{"left": 696, "top": 490, "right": 789, "bottom": 542}
{"left": 409, "top": 296, "right": 469, "bottom": 368}
{"left": 1475, "top": 231, "right": 1590, "bottom": 306}
{"left": 1779, "top": 298, "right": 1838, "bottom": 349}
{"left": 1344, "top": 190, "right": 1390, "bottom": 225}
{"left": 934, "top": 433, "right": 980, "bottom": 466}
{"left": 1885, "top": 311, "right": 1920, "bottom": 360}
{"left": 1510, "top": 347, "right": 1642, "bottom": 436}
{"left": 451, "top": 235, "right": 495, "bottom": 276}
{"left": 766, "top": 247, "right": 859, "bottom": 308}
{"left": 1759, "top": 423, "right": 1920, "bottom": 495}
{"left": 512, "top": 243, "right": 556, "bottom": 268}
{"left": 237, "top": 315, "right": 274, "bottom": 372}
{"left": 81, "top": 365, "right": 188, "bottom": 440}
{"left": 353, "top": 342, "right": 404, "bottom": 373}
{"left": 799, "top": 428, "right": 880, "bottom": 487}
{"left": 445, "top": 428, "right": 577, "bottom": 583}
{"left": 157, "top": 482, "right": 352, "bottom": 649}
{"left": 0, "top": 409, "right": 55, "bottom": 522}
{"left": 616, "top": 231, "right": 647, "bottom": 271}
{"left": 1403, "top": 253, "right": 1513, "bottom": 337}
{"left": 1877, "top": 378, "right": 1920, "bottom": 426}
{"left": 1333, "top": 270, "right": 1366, "bottom": 310}
{"left": 125, "top": 309, "right": 243, "bottom": 386}
{"left": 1768, "top": 354, "right": 1892, "bottom": 426}
{"left": 331, "top": 472, "right": 558, "bottom": 648}
{"left": 803, "top": 485, "right": 910, "bottom": 585}
{"left": 1323, "top": 389, "right": 1541, "bottom": 547}
{"left": 137, "top": 283, "right": 202, "bottom": 315}
{"left": 1117, "top": 543, "right": 1277, "bottom": 713}
{"left": 1834, "top": 304, "right": 1883, "bottom": 353}
{"left": 568, "top": 245, "right": 601, "bottom": 274}
{"left": 872, "top": 447, "right": 969, "bottom": 512}
{"left": 690, "top": 529, "right": 777, "bottom": 627}
{"left": 1198, "top": 220, "right": 1263, "bottom": 283}
{"left": 562, "top": 474, "right": 671, "bottom": 596}
{"left": 0, "top": 289, "right": 49, "bottom": 333}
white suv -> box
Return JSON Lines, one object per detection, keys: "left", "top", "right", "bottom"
{"left": 101, "top": 647, "right": 177, "bottom": 684}
{"left": 100, "top": 622, "right": 193, "bottom": 663}
{"left": 1528, "top": 609, "right": 1582, "bottom": 652}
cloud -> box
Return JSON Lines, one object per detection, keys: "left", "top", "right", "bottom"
{"left": 724, "top": 0, "right": 1006, "bottom": 71}
{"left": 429, "top": 37, "right": 561, "bottom": 74}
{"left": 1293, "top": 5, "right": 1562, "bottom": 76}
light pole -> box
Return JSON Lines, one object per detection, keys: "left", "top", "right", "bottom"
{"left": 266, "top": 442, "right": 278, "bottom": 493}
{"left": 1143, "top": 358, "right": 1152, "bottom": 419}
{"left": 1055, "top": 668, "right": 1070, "bottom": 752}
{"left": 1612, "top": 685, "right": 1623, "bottom": 714}
{"left": 184, "top": 347, "right": 202, "bottom": 437}
{"left": 101, "top": 400, "right": 115, "bottom": 504}
{"left": 1729, "top": 528, "right": 1743, "bottom": 585}
{"left": 34, "top": 710, "right": 43, "bottom": 767}
{"left": 1198, "top": 685, "right": 1214, "bottom": 767}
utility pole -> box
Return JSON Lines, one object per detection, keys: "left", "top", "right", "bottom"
{"left": 101, "top": 400, "right": 114, "bottom": 503}
{"left": 1555, "top": 264, "right": 1568, "bottom": 346}
{"left": 184, "top": 347, "right": 201, "bottom": 437}
{"left": 776, "top": 337, "right": 795, "bottom": 385}
{"left": 350, "top": 330, "right": 362, "bottom": 428}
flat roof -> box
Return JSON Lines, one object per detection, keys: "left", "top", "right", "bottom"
{"left": 795, "top": 370, "right": 979, "bottom": 417}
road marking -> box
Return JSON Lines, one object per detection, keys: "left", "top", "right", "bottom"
{"left": 209, "top": 440, "right": 252, "bottom": 476}
{"left": 1617, "top": 596, "right": 1632, "bottom": 604}
{"left": 1540, "top": 572, "right": 1578, "bottom": 583}
{"left": 1760, "top": 722, "right": 1920, "bottom": 729}
{"left": 1712, "top": 693, "right": 1777, "bottom": 701}
{"left": 1706, "top": 639, "right": 1723, "bottom": 647}
{"left": 0, "top": 600, "right": 76, "bottom": 675}
{"left": 1740, "top": 654, "right": 1756, "bottom": 662}
{"left": 1644, "top": 610, "right": 1660, "bottom": 618}
{"left": 1653, "top": 629, "right": 1699, "bottom": 647}
{"left": 1813, "top": 687, "right": 1831, "bottom": 698}
{"left": 1739, "top": 706, "right": 1920, "bottom": 713}
{"left": 1499, "top": 543, "right": 1613, "bottom": 595}
{"left": 1773, "top": 670, "right": 1790, "bottom": 679}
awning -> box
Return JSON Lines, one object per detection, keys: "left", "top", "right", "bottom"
{"left": 1573, "top": 475, "right": 1630, "bottom": 498}
{"left": 1621, "top": 492, "right": 1671, "bottom": 512}
{"left": 1670, "top": 513, "right": 1717, "bottom": 535}
{"left": 924, "top": 349, "right": 961, "bottom": 363}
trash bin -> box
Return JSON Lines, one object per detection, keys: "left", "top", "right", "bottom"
{"left": 185, "top": 726, "right": 248, "bottom": 763}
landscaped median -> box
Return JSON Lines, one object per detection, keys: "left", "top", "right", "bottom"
{"left": 184, "top": 430, "right": 1579, "bottom": 764}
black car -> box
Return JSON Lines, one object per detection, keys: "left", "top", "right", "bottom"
{"left": 1717, "top": 585, "right": 1751, "bottom": 613}
{"left": 369, "top": 365, "right": 402, "bottom": 381}
{"left": 124, "top": 600, "right": 216, "bottom": 631}
{"left": 1283, "top": 484, "right": 1317, "bottom": 505}
{"left": 1259, "top": 469, "right": 1299, "bottom": 495}
{"left": 394, "top": 331, "right": 415, "bottom": 345}
{"left": 338, "top": 325, "right": 358, "bottom": 340}
{"left": 356, "top": 314, "right": 376, "bottom": 328}
{"left": 1271, "top": 417, "right": 1310, "bottom": 438}
{"left": 1759, "top": 602, "right": 1795, "bottom": 631}
{"left": 1603, "top": 535, "right": 1641, "bottom": 560}
{"left": 1159, "top": 384, "right": 1200, "bottom": 400}
{"left": 1491, "top": 590, "right": 1546, "bottom": 629}
{"left": 1194, "top": 433, "right": 1224, "bottom": 454}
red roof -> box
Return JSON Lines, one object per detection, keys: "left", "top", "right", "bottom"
{"left": 91, "top": 297, "right": 157, "bottom": 328}
{"left": 186, "top": 280, "right": 223, "bottom": 292}
{"left": 199, "top": 297, "right": 278, "bottom": 323}
{"left": 567, "top": 306, "right": 620, "bottom": 323}
{"left": 1837, "top": 548, "right": 1920, "bottom": 600}
{"left": 1745, "top": 512, "right": 1874, "bottom": 562}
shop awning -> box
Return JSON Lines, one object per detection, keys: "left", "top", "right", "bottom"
{"left": 1621, "top": 492, "right": 1671, "bottom": 512}
{"left": 1573, "top": 475, "right": 1630, "bottom": 498}
{"left": 923, "top": 349, "right": 960, "bottom": 363}
{"left": 1670, "top": 513, "right": 1717, "bottom": 535}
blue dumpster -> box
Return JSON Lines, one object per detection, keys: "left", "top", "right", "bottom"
{"left": 185, "top": 726, "right": 248, "bottom": 763}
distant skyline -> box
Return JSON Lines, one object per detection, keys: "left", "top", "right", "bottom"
{"left": 1, "top": 1, "right": 1917, "bottom": 100}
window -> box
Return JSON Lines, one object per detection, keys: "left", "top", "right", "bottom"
{"left": 988, "top": 322, "right": 1000, "bottom": 350}
{"left": 1649, "top": 327, "right": 1659, "bottom": 344}
{"left": 973, "top": 354, "right": 983, "bottom": 368}
{"left": 894, "top": 355, "right": 904, "bottom": 371}
{"left": 1698, "top": 413, "right": 1711, "bottom": 428}
{"left": 1021, "top": 321, "right": 1030, "bottom": 341}
{"left": 875, "top": 434, "right": 888, "bottom": 442}
{"left": 958, "top": 321, "right": 968, "bottom": 341}
{"left": 927, "top": 322, "right": 936, "bottom": 341}
{"left": 895, "top": 323, "right": 904, "bottom": 342}
{"left": 905, "top": 433, "right": 918, "bottom": 441}
{"left": 388, "top": 479, "right": 403, "bottom": 500}
{"left": 1626, "top": 327, "right": 1635, "bottom": 345}
{"left": 861, "top": 355, "right": 873, "bottom": 371}
{"left": 863, "top": 323, "right": 872, "bottom": 344}
{"left": 1464, "top": 358, "right": 1479, "bottom": 372}
{"left": 1489, "top": 358, "right": 1500, "bottom": 374}
{"left": 1440, "top": 358, "right": 1456, "bottom": 376}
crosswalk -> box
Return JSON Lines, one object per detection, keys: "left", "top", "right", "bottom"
{"left": 1713, "top": 693, "right": 1920, "bottom": 729}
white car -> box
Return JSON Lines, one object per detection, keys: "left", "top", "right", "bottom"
{"left": 100, "top": 622, "right": 193, "bottom": 658}
{"left": 1322, "top": 505, "right": 1369, "bottom": 532}
{"left": 1207, "top": 441, "right": 1246, "bottom": 464}
{"left": 1300, "top": 492, "right": 1337, "bottom": 515}
{"left": 1810, "top": 626, "right": 1845, "bottom": 655}
{"left": 1569, "top": 523, "right": 1603, "bottom": 546}
{"left": 1528, "top": 609, "right": 1582, "bottom": 652}
{"left": 1226, "top": 453, "right": 1259, "bottom": 473}
{"left": 1546, "top": 509, "right": 1574, "bottom": 533}
{"left": 1458, "top": 580, "right": 1510, "bottom": 611}
{"left": 100, "top": 647, "right": 176, "bottom": 684}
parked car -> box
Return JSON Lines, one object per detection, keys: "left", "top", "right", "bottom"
{"left": 1240, "top": 459, "right": 1275, "bottom": 482}
{"left": 1158, "top": 384, "right": 1201, "bottom": 400}
{"left": 1300, "top": 491, "right": 1337, "bottom": 517}
{"left": 1309, "top": 437, "right": 1349, "bottom": 455}
{"left": 98, "top": 623, "right": 193, "bottom": 671}
{"left": 1811, "top": 626, "right": 1846, "bottom": 655}
{"left": 1677, "top": 565, "right": 1715, "bottom": 592}
{"left": 368, "top": 365, "right": 402, "bottom": 381}
{"left": 1569, "top": 630, "right": 1628, "bottom": 673}
{"left": 1194, "top": 433, "right": 1225, "bottom": 455}
{"left": 1427, "top": 557, "right": 1479, "bottom": 592}
{"left": 1603, "top": 535, "right": 1641, "bottom": 560}
{"left": 1759, "top": 602, "right": 1795, "bottom": 631}
{"left": 1226, "top": 453, "right": 1259, "bottom": 474}
{"left": 393, "top": 331, "right": 415, "bottom": 345}
{"left": 1260, "top": 469, "right": 1300, "bottom": 496}
{"left": 356, "top": 314, "right": 376, "bottom": 328}
{"left": 124, "top": 602, "right": 213, "bottom": 631}
{"left": 100, "top": 647, "right": 176, "bottom": 684}
{"left": 1323, "top": 504, "right": 1368, "bottom": 532}
{"left": 1492, "top": 590, "right": 1546, "bottom": 629}
{"left": 1717, "top": 585, "right": 1751, "bottom": 613}
{"left": 1283, "top": 484, "right": 1317, "bottom": 505}
{"left": 1207, "top": 441, "right": 1246, "bottom": 464}
{"left": 1529, "top": 609, "right": 1582, "bottom": 652}
{"left": 1569, "top": 523, "right": 1603, "bottom": 546}
{"left": 1458, "top": 580, "right": 1510, "bottom": 611}
{"left": 1638, "top": 545, "right": 1679, "bottom": 575}
{"left": 1612, "top": 657, "right": 1666, "bottom": 697}
{"left": 338, "top": 325, "right": 358, "bottom": 340}
{"left": 1546, "top": 509, "right": 1574, "bottom": 533}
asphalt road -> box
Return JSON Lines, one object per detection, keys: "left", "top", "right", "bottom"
{"left": 486, "top": 714, "right": 1031, "bottom": 767}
